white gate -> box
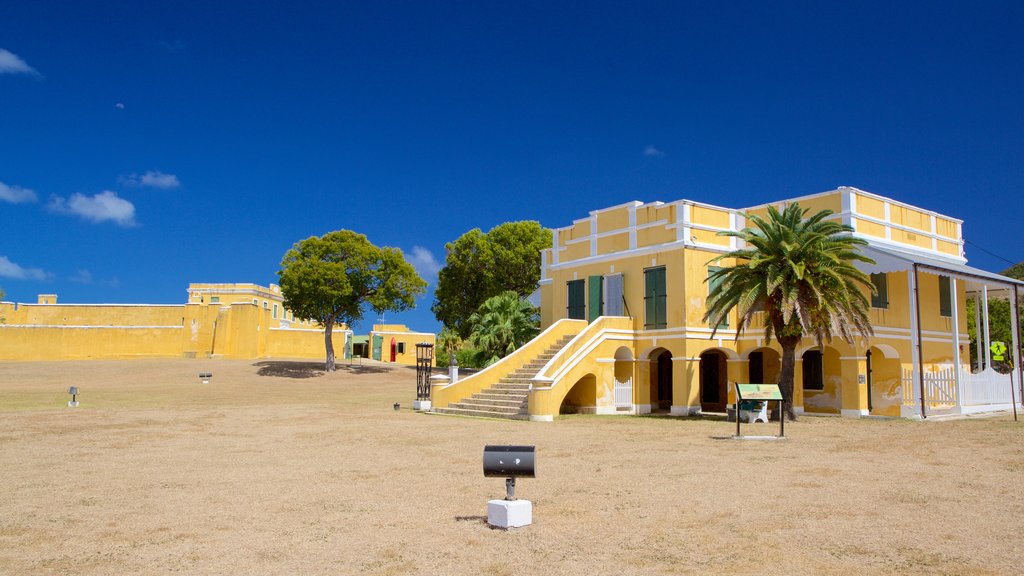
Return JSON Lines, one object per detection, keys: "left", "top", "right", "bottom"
{"left": 614, "top": 376, "right": 633, "bottom": 408}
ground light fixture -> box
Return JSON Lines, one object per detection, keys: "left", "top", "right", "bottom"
{"left": 67, "top": 386, "right": 79, "bottom": 407}
{"left": 199, "top": 373, "right": 212, "bottom": 384}
{"left": 393, "top": 402, "right": 400, "bottom": 411}
{"left": 483, "top": 445, "right": 535, "bottom": 529}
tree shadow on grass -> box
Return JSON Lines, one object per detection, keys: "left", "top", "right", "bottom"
{"left": 334, "top": 363, "right": 391, "bottom": 375}
{"left": 253, "top": 361, "right": 393, "bottom": 378}
{"left": 253, "top": 361, "right": 325, "bottom": 379}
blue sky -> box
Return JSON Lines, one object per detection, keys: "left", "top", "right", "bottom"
{"left": 2, "top": 1, "right": 1022, "bottom": 333}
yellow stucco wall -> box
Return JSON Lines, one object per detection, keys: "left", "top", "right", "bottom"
{"left": 369, "top": 325, "right": 436, "bottom": 366}
{"left": 0, "top": 284, "right": 360, "bottom": 361}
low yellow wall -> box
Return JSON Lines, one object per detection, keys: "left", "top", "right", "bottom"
{"left": 267, "top": 327, "right": 347, "bottom": 359}
{"left": 0, "top": 299, "right": 352, "bottom": 361}
{"left": 0, "top": 325, "right": 184, "bottom": 360}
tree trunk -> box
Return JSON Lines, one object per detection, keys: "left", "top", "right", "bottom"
{"left": 778, "top": 336, "right": 800, "bottom": 421}
{"left": 324, "top": 317, "right": 335, "bottom": 372}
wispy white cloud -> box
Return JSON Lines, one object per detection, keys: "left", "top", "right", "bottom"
{"left": 643, "top": 145, "right": 665, "bottom": 157}
{"left": 0, "top": 48, "right": 40, "bottom": 77}
{"left": 119, "top": 170, "right": 180, "bottom": 189}
{"left": 0, "top": 256, "right": 50, "bottom": 281}
{"left": 0, "top": 181, "right": 38, "bottom": 204}
{"left": 49, "top": 190, "right": 137, "bottom": 227}
{"left": 69, "top": 269, "right": 93, "bottom": 284}
{"left": 159, "top": 39, "right": 187, "bottom": 52}
{"left": 408, "top": 246, "right": 441, "bottom": 279}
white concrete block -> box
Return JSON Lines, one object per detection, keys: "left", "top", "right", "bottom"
{"left": 413, "top": 400, "right": 431, "bottom": 411}
{"left": 487, "top": 499, "right": 532, "bottom": 529}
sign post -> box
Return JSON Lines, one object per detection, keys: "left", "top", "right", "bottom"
{"left": 734, "top": 383, "right": 785, "bottom": 439}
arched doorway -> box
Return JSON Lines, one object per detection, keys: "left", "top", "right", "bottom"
{"left": 700, "top": 350, "right": 728, "bottom": 412}
{"left": 649, "top": 349, "right": 673, "bottom": 411}
{"left": 389, "top": 338, "right": 397, "bottom": 362}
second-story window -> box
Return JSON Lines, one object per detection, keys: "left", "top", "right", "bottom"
{"left": 644, "top": 266, "right": 667, "bottom": 329}
{"left": 567, "top": 279, "right": 586, "bottom": 320}
{"left": 870, "top": 273, "right": 888, "bottom": 309}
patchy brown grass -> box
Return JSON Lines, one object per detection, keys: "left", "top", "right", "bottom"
{"left": 1, "top": 358, "right": 1022, "bottom": 575}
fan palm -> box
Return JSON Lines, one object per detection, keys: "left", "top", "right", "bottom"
{"left": 704, "top": 203, "right": 875, "bottom": 420}
{"left": 468, "top": 291, "right": 540, "bottom": 367}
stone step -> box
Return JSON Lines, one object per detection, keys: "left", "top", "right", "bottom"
{"left": 472, "top": 394, "right": 528, "bottom": 405}
{"left": 489, "top": 382, "right": 530, "bottom": 389}
{"left": 432, "top": 407, "right": 529, "bottom": 420}
{"left": 447, "top": 403, "right": 528, "bottom": 415}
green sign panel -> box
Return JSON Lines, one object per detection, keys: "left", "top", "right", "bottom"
{"left": 735, "top": 384, "right": 783, "bottom": 401}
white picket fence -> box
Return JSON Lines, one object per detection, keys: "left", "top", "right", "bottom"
{"left": 614, "top": 377, "right": 633, "bottom": 408}
{"left": 901, "top": 366, "right": 1017, "bottom": 409}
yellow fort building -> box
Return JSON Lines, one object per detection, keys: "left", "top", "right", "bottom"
{"left": 0, "top": 283, "right": 434, "bottom": 365}
{"left": 433, "top": 186, "right": 1023, "bottom": 420}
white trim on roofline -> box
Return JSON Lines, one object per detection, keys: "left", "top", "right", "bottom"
{"left": 0, "top": 324, "right": 183, "bottom": 329}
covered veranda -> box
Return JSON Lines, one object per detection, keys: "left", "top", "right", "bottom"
{"left": 858, "top": 245, "right": 1024, "bottom": 418}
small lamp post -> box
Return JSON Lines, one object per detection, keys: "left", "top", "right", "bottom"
{"left": 414, "top": 343, "right": 434, "bottom": 411}
{"left": 68, "top": 386, "right": 79, "bottom": 407}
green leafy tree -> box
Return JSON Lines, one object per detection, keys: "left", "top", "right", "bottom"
{"left": 468, "top": 291, "right": 540, "bottom": 367}
{"left": 278, "top": 230, "right": 427, "bottom": 371}
{"left": 704, "top": 204, "right": 875, "bottom": 420}
{"left": 433, "top": 221, "right": 551, "bottom": 338}
{"left": 436, "top": 327, "right": 464, "bottom": 367}
{"left": 966, "top": 263, "right": 1024, "bottom": 373}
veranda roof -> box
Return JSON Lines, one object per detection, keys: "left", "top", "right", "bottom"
{"left": 855, "top": 244, "right": 1024, "bottom": 290}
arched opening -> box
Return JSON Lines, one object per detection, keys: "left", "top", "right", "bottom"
{"left": 747, "top": 348, "right": 781, "bottom": 385}
{"left": 560, "top": 374, "right": 598, "bottom": 414}
{"left": 867, "top": 345, "right": 902, "bottom": 417}
{"left": 699, "top": 349, "right": 728, "bottom": 412}
{"left": 649, "top": 348, "right": 673, "bottom": 411}
{"left": 802, "top": 346, "right": 841, "bottom": 414}
{"left": 613, "top": 346, "right": 634, "bottom": 411}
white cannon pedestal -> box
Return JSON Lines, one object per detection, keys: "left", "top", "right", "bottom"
{"left": 487, "top": 499, "right": 532, "bottom": 529}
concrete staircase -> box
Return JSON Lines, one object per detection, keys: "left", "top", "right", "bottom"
{"left": 433, "top": 335, "right": 576, "bottom": 420}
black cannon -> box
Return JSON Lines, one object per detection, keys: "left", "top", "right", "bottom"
{"left": 483, "top": 445, "right": 535, "bottom": 500}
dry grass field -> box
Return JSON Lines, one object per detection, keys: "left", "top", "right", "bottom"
{"left": 1, "top": 358, "right": 1022, "bottom": 575}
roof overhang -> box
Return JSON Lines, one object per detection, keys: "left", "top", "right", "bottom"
{"left": 855, "top": 245, "right": 1024, "bottom": 295}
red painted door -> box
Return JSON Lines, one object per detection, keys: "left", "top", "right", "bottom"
{"left": 390, "top": 338, "right": 397, "bottom": 362}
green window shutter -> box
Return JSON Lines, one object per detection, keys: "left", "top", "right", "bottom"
{"left": 870, "top": 273, "right": 888, "bottom": 309}
{"left": 587, "top": 275, "right": 603, "bottom": 322}
{"left": 644, "top": 267, "right": 667, "bottom": 329}
{"left": 939, "top": 275, "right": 951, "bottom": 317}
{"left": 567, "top": 280, "right": 586, "bottom": 320}
{"left": 708, "top": 267, "right": 728, "bottom": 328}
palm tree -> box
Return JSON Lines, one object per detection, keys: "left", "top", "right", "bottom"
{"left": 704, "top": 203, "right": 875, "bottom": 420}
{"left": 468, "top": 290, "right": 540, "bottom": 367}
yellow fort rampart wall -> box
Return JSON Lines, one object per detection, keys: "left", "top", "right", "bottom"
{"left": 0, "top": 284, "right": 352, "bottom": 361}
